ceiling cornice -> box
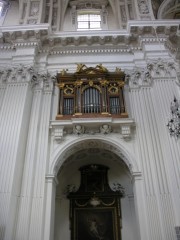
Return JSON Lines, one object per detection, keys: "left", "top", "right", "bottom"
{"left": 0, "top": 21, "right": 179, "bottom": 54}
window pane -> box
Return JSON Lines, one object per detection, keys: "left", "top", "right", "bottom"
{"left": 78, "top": 14, "right": 89, "bottom": 21}
{"left": 78, "top": 21, "right": 89, "bottom": 29}
{"left": 89, "top": 14, "right": 101, "bottom": 21}
{"left": 90, "top": 21, "right": 101, "bottom": 29}
{"left": 77, "top": 12, "right": 101, "bottom": 30}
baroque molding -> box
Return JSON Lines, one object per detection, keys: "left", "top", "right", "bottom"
{"left": 0, "top": 65, "right": 56, "bottom": 91}
{"left": 125, "top": 59, "right": 177, "bottom": 89}
{"left": 31, "top": 72, "right": 56, "bottom": 92}
{"left": 50, "top": 118, "right": 135, "bottom": 141}
{"left": 0, "top": 65, "right": 35, "bottom": 84}
{"left": 48, "top": 46, "right": 131, "bottom": 56}
{"left": 0, "top": 21, "right": 179, "bottom": 51}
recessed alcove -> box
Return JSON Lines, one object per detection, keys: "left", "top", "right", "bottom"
{"left": 54, "top": 147, "right": 139, "bottom": 240}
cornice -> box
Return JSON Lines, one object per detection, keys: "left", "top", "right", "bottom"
{"left": 50, "top": 118, "right": 136, "bottom": 141}
{"left": 46, "top": 45, "right": 132, "bottom": 56}
{"left": 0, "top": 21, "right": 179, "bottom": 50}
{"left": 0, "top": 44, "right": 14, "bottom": 50}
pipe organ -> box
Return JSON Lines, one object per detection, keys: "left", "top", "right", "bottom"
{"left": 56, "top": 65, "right": 128, "bottom": 119}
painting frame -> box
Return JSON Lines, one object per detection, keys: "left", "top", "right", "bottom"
{"left": 73, "top": 207, "right": 120, "bottom": 240}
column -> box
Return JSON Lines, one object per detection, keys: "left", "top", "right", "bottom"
{"left": 44, "top": 175, "right": 58, "bottom": 240}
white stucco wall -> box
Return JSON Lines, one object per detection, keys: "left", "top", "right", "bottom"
{"left": 3, "top": 1, "right": 19, "bottom": 26}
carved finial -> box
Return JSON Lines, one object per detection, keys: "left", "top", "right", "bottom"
{"left": 96, "top": 63, "right": 108, "bottom": 72}
{"left": 115, "top": 67, "right": 121, "bottom": 73}
{"left": 60, "top": 69, "right": 68, "bottom": 75}
{"left": 76, "top": 63, "right": 87, "bottom": 73}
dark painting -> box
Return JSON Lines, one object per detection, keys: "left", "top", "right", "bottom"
{"left": 75, "top": 208, "right": 117, "bottom": 240}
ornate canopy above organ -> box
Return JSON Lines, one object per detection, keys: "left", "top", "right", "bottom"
{"left": 56, "top": 64, "right": 128, "bottom": 119}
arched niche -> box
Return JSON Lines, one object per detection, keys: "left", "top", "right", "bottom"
{"left": 53, "top": 143, "right": 139, "bottom": 240}
{"left": 157, "top": 0, "right": 180, "bottom": 19}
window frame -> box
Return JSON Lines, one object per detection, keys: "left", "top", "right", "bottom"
{"left": 77, "top": 10, "right": 102, "bottom": 31}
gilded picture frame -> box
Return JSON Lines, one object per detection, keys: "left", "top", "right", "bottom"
{"left": 74, "top": 207, "right": 119, "bottom": 240}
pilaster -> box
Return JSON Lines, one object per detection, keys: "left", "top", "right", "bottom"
{"left": 127, "top": 60, "right": 178, "bottom": 240}
{"left": 44, "top": 175, "right": 58, "bottom": 240}
{"left": 149, "top": 59, "right": 180, "bottom": 226}
{"left": 15, "top": 74, "right": 44, "bottom": 240}
{"left": 28, "top": 73, "right": 55, "bottom": 240}
{"left": 0, "top": 65, "right": 34, "bottom": 240}
{"left": 132, "top": 172, "right": 150, "bottom": 240}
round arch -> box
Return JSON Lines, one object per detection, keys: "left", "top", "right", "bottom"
{"left": 157, "top": 0, "right": 179, "bottom": 19}
{"left": 44, "top": 136, "right": 149, "bottom": 240}
{"left": 50, "top": 136, "right": 140, "bottom": 177}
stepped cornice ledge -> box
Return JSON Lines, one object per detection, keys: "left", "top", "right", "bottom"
{"left": 0, "top": 20, "right": 179, "bottom": 49}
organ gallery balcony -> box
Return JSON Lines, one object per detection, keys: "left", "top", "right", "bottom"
{"left": 56, "top": 64, "right": 128, "bottom": 120}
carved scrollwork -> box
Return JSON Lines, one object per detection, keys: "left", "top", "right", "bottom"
{"left": 64, "top": 85, "right": 74, "bottom": 95}
{"left": 125, "top": 59, "right": 176, "bottom": 89}
{"left": 108, "top": 83, "right": 119, "bottom": 94}
{"left": 138, "top": 0, "right": 149, "bottom": 14}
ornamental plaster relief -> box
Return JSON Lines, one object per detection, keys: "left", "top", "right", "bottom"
{"left": 126, "top": 59, "right": 177, "bottom": 89}
{"left": 30, "top": 1, "right": 40, "bottom": 17}
{"left": 138, "top": 0, "right": 149, "bottom": 14}
{"left": 125, "top": 67, "right": 152, "bottom": 89}
{"left": 50, "top": 119, "right": 135, "bottom": 145}
{"left": 0, "top": 65, "right": 35, "bottom": 84}
{"left": 0, "top": 65, "right": 56, "bottom": 92}
{"left": 31, "top": 72, "right": 56, "bottom": 92}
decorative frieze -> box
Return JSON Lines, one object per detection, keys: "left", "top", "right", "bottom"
{"left": 126, "top": 59, "right": 177, "bottom": 89}
{"left": 73, "top": 125, "right": 85, "bottom": 135}
{"left": 125, "top": 67, "right": 152, "bottom": 89}
{"left": 0, "top": 65, "right": 56, "bottom": 93}
{"left": 0, "top": 65, "right": 35, "bottom": 84}
{"left": 147, "top": 59, "right": 176, "bottom": 78}
{"left": 50, "top": 118, "right": 135, "bottom": 141}
{"left": 0, "top": 22, "right": 179, "bottom": 54}
{"left": 100, "top": 124, "right": 111, "bottom": 134}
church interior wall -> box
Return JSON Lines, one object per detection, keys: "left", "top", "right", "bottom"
{"left": 0, "top": 0, "right": 180, "bottom": 239}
